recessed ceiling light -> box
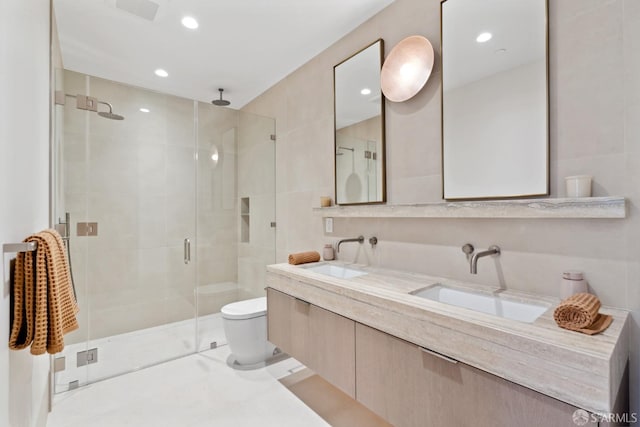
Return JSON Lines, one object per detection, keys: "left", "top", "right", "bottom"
{"left": 494, "top": 48, "right": 507, "bottom": 54}
{"left": 154, "top": 68, "right": 169, "bottom": 77}
{"left": 476, "top": 32, "right": 492, "bottom": 43}
{"left": 139, "top": 108, "right": 150, "bottom": 113}
{"left": 181, "top": 16, "right": 198, "bottom": 29}
{"left": 360, "top": 88, "right": 372, "bottom": 96}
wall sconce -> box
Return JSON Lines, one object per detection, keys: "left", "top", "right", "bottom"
{"left": 210, "top": 145, "right": 220, "bottom": 168}
{"left": 380, "top": 35, "right": 434, "bottom": 102}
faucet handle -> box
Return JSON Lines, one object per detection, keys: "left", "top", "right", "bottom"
{"left": 461, "top": 243, "right": 474, "bottom": 255}
{"left": 369, "top": 236, "right": 378, "bottom": 247}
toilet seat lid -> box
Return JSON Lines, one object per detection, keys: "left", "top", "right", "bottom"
{"left": 221, "top": 297, "right": 267, "bottom": 320}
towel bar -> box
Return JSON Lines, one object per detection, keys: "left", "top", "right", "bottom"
{"left": 3, "top": 242, "right": 38, "bottom": 254}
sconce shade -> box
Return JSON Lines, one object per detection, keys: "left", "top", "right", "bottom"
{"left": 381, "top": 35, "right": 434, "bottom": 102}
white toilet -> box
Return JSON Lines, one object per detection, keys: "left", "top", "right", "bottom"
{"left": 221, "top": 297, "right": 276, "bottom": 368}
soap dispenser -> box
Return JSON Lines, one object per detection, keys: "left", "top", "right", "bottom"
{"left": 560, "top": 270, "right": 588, "bottom": 300}
{"left": 323, "top": 244, "right": 335, "bottom": 261}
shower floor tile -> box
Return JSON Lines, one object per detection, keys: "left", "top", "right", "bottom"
{"left": 47, "top": 346, "right": 330, "bottom": 427}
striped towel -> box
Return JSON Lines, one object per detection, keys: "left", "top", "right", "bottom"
{"left": 288, "top": 251, "right": 321, "bottom": 265}
{"left": 553, "top": 293, "right": 612, "bottom": 335}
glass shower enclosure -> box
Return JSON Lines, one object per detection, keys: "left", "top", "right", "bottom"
{"left": 51, "top": 70, "right": 275, "bottom": 392}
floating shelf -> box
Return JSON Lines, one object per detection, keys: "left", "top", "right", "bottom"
{"left": 312, "top": 197, "right": 626, "bottom": 219}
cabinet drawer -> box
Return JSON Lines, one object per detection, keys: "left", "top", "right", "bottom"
{"left": 355, "top": 323, "right": 593, "bottom": 427}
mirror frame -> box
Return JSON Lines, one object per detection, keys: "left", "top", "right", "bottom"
{"left": 440, "top": 0, "right": 550, "bottom": 201}
{"left": 333, "top": 39, "right": 386, "bottom": 206}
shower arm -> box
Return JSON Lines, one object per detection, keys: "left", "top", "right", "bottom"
{"left": 97, "top": 100, "right": 114, "bottom": 114}
{"left": 61, "top": 93, "right": 113, "bottom": 113}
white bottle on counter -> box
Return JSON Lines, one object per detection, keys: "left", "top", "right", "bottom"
{"left": 323, "top": 244, "right": 335, "bottom": 261}
{"left": 560, "top": 270, "right": 588, "bottom": 300}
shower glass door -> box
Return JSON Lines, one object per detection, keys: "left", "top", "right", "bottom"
{"left": 52, "top": 70, "right": 276, "bottom": 394}
{"left": 53, "top": 71, "right": 198, "bottom": 391}
{"left": 195, "top": 105, "right": 277, "bottom": 349}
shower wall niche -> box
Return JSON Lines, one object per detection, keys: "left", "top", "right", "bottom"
{"left": 240, "top": 197, "right": 250, "bottom": 243}
{"left": 53, "top": 70, "right": 275, "bottom": 392}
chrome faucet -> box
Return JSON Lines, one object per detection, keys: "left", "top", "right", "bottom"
{"left": 336, "top": 235, "right": 364, "bottom": 253}
{"left": 470, "top": 245, "right": 500, "bottom": 274}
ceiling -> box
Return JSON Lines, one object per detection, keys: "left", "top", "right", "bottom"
{"left": 53, "top": 0, "right": 395, "bottom": 108}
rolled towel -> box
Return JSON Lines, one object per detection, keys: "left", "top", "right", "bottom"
{"left": 553, "top": 293, "right": 612, "bottom": 335}
{"left": 288, "top": 251, "right": 321, "bottom": 265}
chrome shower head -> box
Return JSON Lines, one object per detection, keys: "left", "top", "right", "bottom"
{"left": 98, "top": 111, "right": 125, "bottom": 120}
{"left": 97, "top": 101, "right": 125, "bottom": 120}
{"left": 212, "top": 88, "right": 231, "bottom": 106}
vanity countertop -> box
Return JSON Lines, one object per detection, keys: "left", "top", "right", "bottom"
{"left": 266, "top": 262, "right": 629, "bottom": 414}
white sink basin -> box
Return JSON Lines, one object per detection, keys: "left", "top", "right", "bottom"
{"left": 303, "top": 264, "right": 368, "bottom": 279}
{"left": 411, "top": 285, "right": 549, "bottom": 323}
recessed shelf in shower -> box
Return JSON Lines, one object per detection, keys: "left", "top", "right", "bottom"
{"left": 240, "top": 197, "right": 250, "bottom": 243}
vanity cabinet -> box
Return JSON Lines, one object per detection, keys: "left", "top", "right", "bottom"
{"left": 355, "top": 323, "right": 596, "bottom": 427}
{"left": 266, "top": 288, "right": 356, "bottom": 397}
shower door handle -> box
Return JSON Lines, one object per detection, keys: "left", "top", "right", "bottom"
{"left": 184, "top": 238, "right": 191, "bottom": 264}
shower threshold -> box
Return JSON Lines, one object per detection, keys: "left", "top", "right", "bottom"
{"left": 54, "top": 312, "right": 225, "bottom": 393}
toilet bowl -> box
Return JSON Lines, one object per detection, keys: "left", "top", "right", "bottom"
{"left": 221, "top": 297, "right": 276, "bottom": 368}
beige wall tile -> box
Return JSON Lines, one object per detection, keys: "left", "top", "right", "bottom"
{"left": 244, "top": 0, "right": 637, "bottom": 302}
{"left": 62, "top": 74, "right": 231, "bottom": 341}
{"left": 238, "top": 141, "right": 276, "bottom": 196}
{"left": 196, "top": 244, "right": 237, "bottom": 287}
{"left": 137, "top": 144, "right": 166, "bottom": 196}
{"left": 64, "top": 160, "right": 87, "bottom": 195}
{"left": 243, "top": 0, "right": 640, "bottom": 414}
{"left": 387, "top": 175, "right": 442, "bottom": 204}
{"left": 247, "top": 194, "right": 276, "bottom": 249}
{"left": 87, "top": 193, "right": 138, "bottom": 248}
{"left": 166, "top": 194, "right": 196, "bottom": 244}
{"left": 166, "top": 145, "right": 196, "bottom": 197}
{"left": 137, "top": 195, "right": 166, "bottom": 249}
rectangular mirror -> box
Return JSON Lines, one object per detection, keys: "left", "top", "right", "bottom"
{"left": 334, "top": 39, "right": 386, "bottom": 205}
{"left": 441, "top": 0, "right": 549, "bottom": 200}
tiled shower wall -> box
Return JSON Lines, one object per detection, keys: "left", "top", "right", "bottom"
{"left": 63, "top": 70, "right": 203, "bottom": 342}
{"left": 242, "top": 0, "right": 640, "bottom": 416}
{"left": 237, "top": 112, "right": 277, "bottom": 299}
{"left": 196, "top": 103, "right": 240, "bottom": 315}
{"left": 61, "top": 72, "right": 276, "bottom": 341}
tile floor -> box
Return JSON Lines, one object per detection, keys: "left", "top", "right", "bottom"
{"left": 54, "top": 313, "right": 227, "bottom": 393}
{"left": 47, "top": 346, "right": 331, "bottom": 427}
{"left": 281, "top": 369, "right": 392, "bottom": 427}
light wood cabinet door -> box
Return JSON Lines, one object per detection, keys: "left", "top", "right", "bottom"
{"left": 307, "top": 303, "right": 356, "bottom": 397}
{"left": 267, "top": 288, "right": 310, "bottom": 364}
{"left": 355, "top": 323, "right": 595, "bottom": 427}
{"left": 266, "top": 288, "right": 356, "bottom": 397}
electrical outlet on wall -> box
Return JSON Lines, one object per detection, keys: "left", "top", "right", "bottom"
{"left": 325, "top": 217, "right": 333, "bottom": 233}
